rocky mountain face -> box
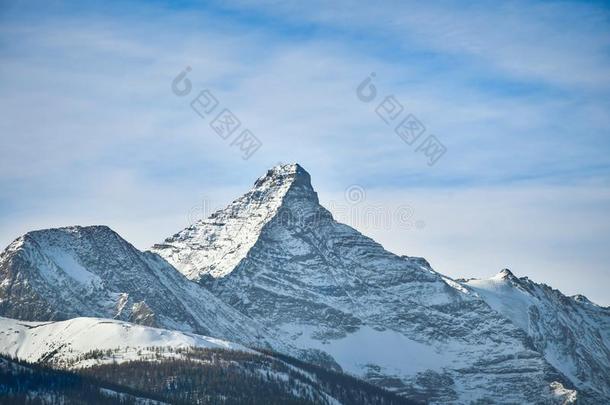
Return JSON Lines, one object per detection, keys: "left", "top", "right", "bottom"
{"left": 152, "top": 164, "right": 587, "bottom": 404}
{"left": 0, "top": 225, "right": 268, "bottom": 346}
{"left": 462, "top": 269, "right": 610, "bottom": 402}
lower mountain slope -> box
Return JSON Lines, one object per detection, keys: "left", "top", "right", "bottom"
{"left": 0, "top": 316, "right": 247, "bottom": 367}
{"left": 0, "top": 316, "right": 414, "bottom": 405}
{"left": 79, "top": 348, "right": 414, "bottom": 405}
{"left": 0, "top": 354, "right": 163, "bottom": 405}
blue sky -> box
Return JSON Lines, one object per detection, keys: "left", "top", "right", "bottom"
{"left": 1, "top": 0, "right": 609, "bottom": 304}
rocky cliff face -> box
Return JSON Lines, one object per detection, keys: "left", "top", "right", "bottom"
{"left": 0, "top": 225, "right": 269, "bottom": 346}
{"left": 152, "top": 164, "right": 583, "bottom": 404}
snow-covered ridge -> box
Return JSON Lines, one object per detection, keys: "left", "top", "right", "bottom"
{"left": 463, "top": 269, "right": 610, "bottom": 401}
{"left": 0, "top": 225, "right": 270, "bottom": 347}
{"left": 0, "top": 316, "right": 248, "bottom": 368}
{"left": 151, "top": 163, "right": 314, "bottom": 280}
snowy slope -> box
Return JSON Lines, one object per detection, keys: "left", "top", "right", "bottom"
{"left": 0, "top": 226, "right": 271, "bottom": 347}
{"left": 152, "top": 163, "right": 579, "bottom": 404}
{"left": 463, "top": 269, "right": 610, "bottom": 402}
{"left": 0, "top": 316, "right": 413, "bottom": 405}
{"left": 0, "top": 316, "right": 247, "bottom": 368}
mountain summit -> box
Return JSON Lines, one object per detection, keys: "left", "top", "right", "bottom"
{"left": 151, "top": 163, "right": 320, "bottom": 281}
{"left": 152, "top": 163, "right": 582, "bottom": 403}
{"left": 254, "top": 163, "right": 313, "bottom": 190}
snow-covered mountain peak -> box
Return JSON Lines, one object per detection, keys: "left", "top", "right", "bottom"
{"left": 2, "top": 226, "right": 100, "bottom": 255}
{"left": 254, "top": 163, "right": 311, "bottom": 187}
{"left": 24, "top": 225, "right": 113, "bottom": 239}
{"left": 150, "top": 163, "right": 320, "bottom": 280}
{"left": 250, "top": 162, "right": 318, "bottom": 208}
{"left": 13, "top": 226, "right": 132, "bottom": 264}
{"left": 495, "top": 268, "right": 515, "bottom": 280}
{"left": 21, "top": 225, "right": 117, "bottom": 248}
{"left": 491, "top": 268, "right": 531, "bottom": 285}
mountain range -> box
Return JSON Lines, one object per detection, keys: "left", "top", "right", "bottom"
{"left": 1, "top": 163, "right": 607, "bottom": 404}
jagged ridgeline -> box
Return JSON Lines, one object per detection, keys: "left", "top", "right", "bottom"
{"left": 1, "top": 163, "right": 608, "bottom": 404}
